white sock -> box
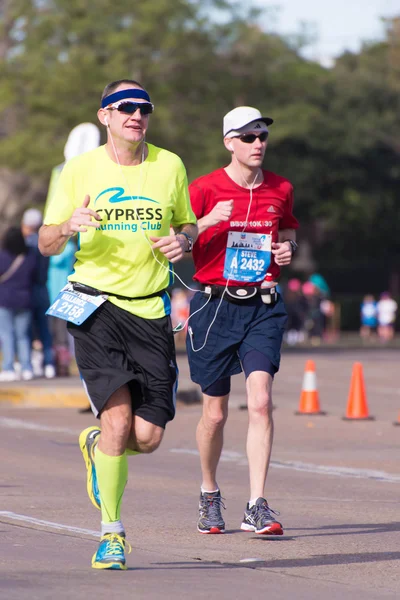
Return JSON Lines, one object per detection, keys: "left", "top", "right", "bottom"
{"left": 201, "top": 487, "right": 219, "bottom": 494}
{"left": 101, "top": 520, "right": 125, "bottom": 537}
{"left": 248, "top": 498, "right": 259, "bottom": 508}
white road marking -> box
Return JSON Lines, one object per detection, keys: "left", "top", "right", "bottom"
{"left": 2, "top": 417, "right": 399, "bottom": 483}
{"left": 0, "top": 417, "right": 79, "bottom": 435}
{"left": 239, "top": 558, "right": 265, "bottom": 563}
{"left": 271, "top": 460, "right": 400, "bottom": 482}
{"left": 0, "top": 511, "right": 99, "bottom": 537}
{"left": 170, "top": 449, "right": 400, "bottom": 483}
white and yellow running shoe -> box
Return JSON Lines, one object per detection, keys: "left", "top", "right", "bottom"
{"left": 79, "top": 426, "right": 101, "bottom": 510}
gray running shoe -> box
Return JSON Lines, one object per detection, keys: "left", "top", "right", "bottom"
{"left": 197, "top": 490, "right": 226, "bottom": 534}
{"left": 241, "top": 497, "right": 283, "bottom": 535}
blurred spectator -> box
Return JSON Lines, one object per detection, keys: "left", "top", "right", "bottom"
{"left": 171, "top": 287, "right": 190, "bottom": 349}
{"left": 309, "top": 273, "right": 330, "bottom": 298}
{"left": 377, "top": 292, "right": 398, "bottom": 343}
{"left": 360, "top": 294, "right": 378, "bottom": 340}
{"left": 308, "top": 273, "right": 339, "bottom": 342}
{"left": 21, "top": 208, "right": 56, "bottom": 378}
{"left": 0, "top": 227, "right": 36, "bottom": 381}
{"left": 284, "top": 278, "right": 307, "bottom": 345}
{"left": 319, "top": 297, "right": 337, "bottom": 341}
{"left": 302, "top": 281, "right": 324, "bottom": 345}
{"left": 47, "top": 239, "right": 76, "bottom": 375}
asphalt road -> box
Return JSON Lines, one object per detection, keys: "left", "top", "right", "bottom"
{"left": 1, "top": 348, "right": 400, "bottom": 599}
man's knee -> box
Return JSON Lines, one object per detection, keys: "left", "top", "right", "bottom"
{"left": 248, "top": 390, "right": 273, "bottom": 420}
{"left": 202, "top": 400, "right": 228, "bottom": 432}
{"left": 130, "top": 420, "right": 164, "bottom": 453}
{"left": 137, "top": 430, "right": 163, "bottom": 453}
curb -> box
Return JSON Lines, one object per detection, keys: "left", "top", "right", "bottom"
{"left": 0, "top": 383, "right": 202, "bottom": 409}
{"left": 0, "top": 386, "right": 89, "bottom": 409}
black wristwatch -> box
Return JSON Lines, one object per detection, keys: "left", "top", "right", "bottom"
{"left": 284, "top": 239, "right": 298, "bottom": 255}
{"left": 176, "top": 232, "right": 194, "bottom": 253}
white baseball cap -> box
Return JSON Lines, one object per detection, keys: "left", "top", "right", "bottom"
{"left": 223, "top": 106, "right": 273, "bottom": 137}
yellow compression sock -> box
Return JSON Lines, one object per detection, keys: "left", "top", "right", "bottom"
{"left": 95, "top": 448, "right": 128, "bottom": 524}
{"left": 125, "top": 448, "right": 140, "bottom": 456}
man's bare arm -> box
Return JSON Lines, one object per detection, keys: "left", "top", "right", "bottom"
{"left": 38, "top": 195, "right": 101, "bottom": 257}
{"left": 271, "top": 229, "right": 297, "bottom": 267}
{"left": 174, "top": 223, "right": 198, "bottom": 246}
{"left": 150, "top": 222, "right": 198, "bottom": 264}
{"left": 278, "top": 228, "right": 296, "bottom": 243}
{"left": 197, "top": 200, "right": 234, "bottom": 235}
{"left": 39, "top": 223, "right": 72, "bottom": 257}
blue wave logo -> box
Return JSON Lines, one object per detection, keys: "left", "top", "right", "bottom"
{"left": 95, "top": 187, "right": 159, "bottom": 205}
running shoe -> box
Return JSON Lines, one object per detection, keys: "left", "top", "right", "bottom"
{"left": 92, "top": 533, "right": 131, "bottom": 570}
{"left": 241, "top": 497, "right": 283, "bottom": 535}
{"left": 197, "top": 490, "right": 226, "bottom": 534}
{"left": 79, "top": 426, "right": 101, "bottom": 510}
{"left": 44, "top": 364, "right": 56, "bottom": 379}
{"left": 0, "top": 370, "right": 18, "bottom": 382}
{"left": 21, "top": 370, "right": 34, "bottom": 381}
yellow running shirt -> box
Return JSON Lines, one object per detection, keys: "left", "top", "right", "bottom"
{"left": 44, "top": 144, "right": 196, "bottom": 319}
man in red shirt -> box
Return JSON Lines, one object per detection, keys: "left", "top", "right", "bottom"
{"left": 187, "top": 106, "right": 298, "bottom": 535}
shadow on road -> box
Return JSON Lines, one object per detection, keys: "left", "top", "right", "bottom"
{"left": 124, "top": 548, "right": 400, "bottom": 571}
{"left": 287, "top": 521, "right": 400, "bottom": 538}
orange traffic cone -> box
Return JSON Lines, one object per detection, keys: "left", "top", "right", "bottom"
{"left": 343, "top": 362, "right": 374, "bottom": 421}
{"left": 393, "top": 412, "right": 400, "bottom": 426}
{"left": 295, "top": 360, "right": 326, "bottom": 415}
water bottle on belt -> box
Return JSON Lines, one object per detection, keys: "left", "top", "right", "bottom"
{"left": 260, "top": 273, "right": 278, "bottom": 305}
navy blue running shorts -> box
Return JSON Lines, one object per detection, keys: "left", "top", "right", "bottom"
{"left": 186, "top": 292, "right": 287, "bottom": 393}
{"left": 68, "top": 301, "right": 178, "bottom": 428}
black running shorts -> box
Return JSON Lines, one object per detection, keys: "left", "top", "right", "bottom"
{"left": 67, "top": 301, "right": 178, "bottom": 428}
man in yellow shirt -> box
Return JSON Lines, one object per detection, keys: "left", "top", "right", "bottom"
{"left": 39, "top": 79, "right": 197, "bottom": 570}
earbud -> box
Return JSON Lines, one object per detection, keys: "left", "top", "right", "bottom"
{"left": 229, "top": 144, "right": 234, "bottom": 151}
{"left": 104, "top": 116, "right": 109, "bottom": 127}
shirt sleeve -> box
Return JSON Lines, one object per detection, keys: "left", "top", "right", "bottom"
{"left": 43, "top": 160, "right": 80, "bottom": 226}
{"left": 170, "top": 161, "right": 197, "bottom": 228}
{"left": 279, "top": 185, "right": 299, "bottom": 230}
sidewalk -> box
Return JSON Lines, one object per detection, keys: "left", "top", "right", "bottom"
{"left": 0, "top": 376, "right": 90, "bottom": 409}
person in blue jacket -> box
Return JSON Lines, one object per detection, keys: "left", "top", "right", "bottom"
{"left": 21, "top": 208, "right": 56, "bottom": 378}
{"left": 0, "top": 227, "right": 37, "bottom": 381}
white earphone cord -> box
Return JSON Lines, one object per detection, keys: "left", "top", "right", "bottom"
{"left": 108, "top": 129, "right": 199, "bottom": 293}
{"left": 107, "top": 128, "right": 258, "bottom": 352}
{"left": 188, "top": 158, "right": 258, "bottom": 353}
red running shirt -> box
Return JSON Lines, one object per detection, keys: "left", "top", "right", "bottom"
{"left": 189, "top": 168, "right": 298, "bottom": 286}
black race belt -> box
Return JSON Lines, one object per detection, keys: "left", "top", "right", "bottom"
{"left": 201, "top": 284, "right": 278, "bottom": 304}
{"left": 72, "top": 282, "right": 166, "bottom": 301}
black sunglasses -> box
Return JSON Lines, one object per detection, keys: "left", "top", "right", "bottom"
{"left": 108, "top": 102, "right": 154, "bottom": 115}
{"left": 237, "top": 132, "right": 268, "bottom": 144}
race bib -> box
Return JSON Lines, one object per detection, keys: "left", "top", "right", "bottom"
{"left": 223, "top": 232, "right": 271, "bottom": 282}
{"left": 46, "top": 283, "right": 108, "bottom": 325}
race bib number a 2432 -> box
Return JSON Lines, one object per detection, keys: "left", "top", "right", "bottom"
{"left": 223, "top": 231, "right": 271, "bottom": 282}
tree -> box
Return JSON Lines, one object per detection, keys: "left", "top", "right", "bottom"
{"left": 306, "top": 20, "right": 400, "bottom": 293}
